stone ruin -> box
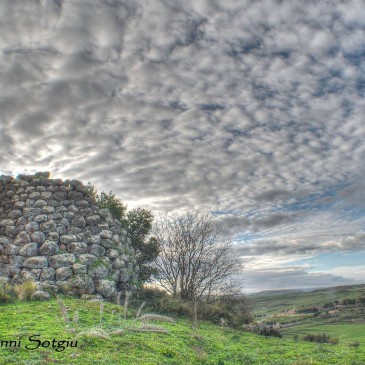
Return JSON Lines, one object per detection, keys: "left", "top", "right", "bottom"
{"left": 0, "top": 172, "right": 139, "bottom": 300}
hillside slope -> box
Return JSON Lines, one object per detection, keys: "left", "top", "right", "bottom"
{"left": 0, "top": 297, "right": 364, "bottom": 365}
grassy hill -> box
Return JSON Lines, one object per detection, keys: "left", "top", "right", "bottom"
{"left": 250, "top": 284, "right": 365, "bottom": 315}
{"left": 0, "top": 295, "right": 364, "bottom": 365}
{"left": 249, "top": 284, "right": 365, "bottom": 345}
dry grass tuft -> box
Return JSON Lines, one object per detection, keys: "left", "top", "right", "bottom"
{"left": 14, "top": 280, "right": 36, "bottom": 300}
{"left": 110, "top": 329, "right": 125, "bottom": 336}
{"left": 129, "top": 324, "right": 169, "bottom": 333}
{"left": 136, "top": 301, "right": 146, "bottom": 318}
{"left": 57, "top": 296, "right": 71, "bottom": 326}
{"left": 195, "top": 347, "right": 207, "bottom": 361}
{"left": 138, "top": 313, "right": 175, "bottom": 323}
{"left": 76, "top": 328, "right": 111, "bottom": 340}
{"left": 123, "top": 291, "right": 131, "bottom": 320}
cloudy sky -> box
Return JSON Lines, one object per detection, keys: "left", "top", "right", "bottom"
{"left": 1, "top": 0, "right": 364, "bottom": 292}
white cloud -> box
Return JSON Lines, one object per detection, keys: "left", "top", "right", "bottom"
{"left": 1, "top": 0, "right": 364, "bottom": 290}
{"left": 322, "top": 265, "right": 365, "bottom": 281}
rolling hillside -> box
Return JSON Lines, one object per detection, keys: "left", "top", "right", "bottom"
{"left": 249, "top": 284, "right": 365, "bottom": 343}
{"left": 0, "top": 294, "right": 364, "bottom": 365}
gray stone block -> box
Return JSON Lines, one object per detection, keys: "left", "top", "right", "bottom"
{"left": 49, "top": 254, "right": 75, "bottom": 268}
{"left": 23, "top": 256, "right": 48, "bottom": 269}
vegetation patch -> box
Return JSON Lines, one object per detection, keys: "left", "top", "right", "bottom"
{"left": 302, "top": 333, "right": 339, "bottom": 344}
{"left": 0, "top": 278, "right": 14, "bottom": 303}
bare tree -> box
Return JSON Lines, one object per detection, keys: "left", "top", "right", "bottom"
{"left": 153, "top": 210, "right": 242, "bottom": 302}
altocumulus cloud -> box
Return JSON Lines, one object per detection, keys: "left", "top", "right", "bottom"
{"left": 0, "top": 0, "right": 364, "bottom": 291}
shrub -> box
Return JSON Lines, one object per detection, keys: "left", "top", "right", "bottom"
{"left": 302, "top": 333, "right": 339, "bottom": 344}
{"left": 323, "top": 301, "right": 335, "bottom": 308}
{"left": 131, "top": 287, "right": 253, "bottom": 327}
{"left": 14, "top": 280, "right": 36, "bottom": 300}
{"left": 157, "top": 296, "right": 193, "bottom": 317}
{"left": 131, "top": 287, "right": 193, "bottom": 318}
{"left": 329, "top": 337, "right": 339, "bottom": 345}
{"left": 255, "top": 324, "right": 282, "bottom": 338}
{"left": 196, "top": 295, "right": 253, "bottom": 328}
{"left": 243, "top": 323, "right": 282, "bottom": 338}
{"left": 0, "top": 278, "right": 15, "bottom": 303}
{"left": 342, "top": 298, "right": 356, "bottom": 305}
{"left": 134, "top": 286, "right": 167, "bottom": 302}
{"left": 349, "top": 341, "right": 360, "bottom": 348}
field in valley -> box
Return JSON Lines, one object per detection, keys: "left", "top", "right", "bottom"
{"left": 250, "top": 284, "right": 365, "bottom": 344}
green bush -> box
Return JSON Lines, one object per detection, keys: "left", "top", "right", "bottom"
{"left": 244, "top": 323, "right": 282, "bottom": 338}
{"left": 0, "top": 278, "right": 15, "bottom": 303}
{"left": 329, "top": 337, "right": 340, "bottom": 345}
{"left": 199, "top": 295, "right": 254, "bottom": 327}
{"left": 302, "top": 333, "right": 339, "bottom": 344}
{"left": 256, "top": 325, "right": 282, "bottom": 338}
{"left": 323, "top": 301, "right": 335, "bottom": 308}
{"left": 129, "top": 287, "right": 190, "bottom": 317}
{"left": 153, "top": 295, "right": 193, "bottom": 318}
{"left": 134, "top": 286, "right": 167, "bottom": 300}
{"left": 342, "top": 298, "right": 356, "bottom": 305}
{"left": 349, "top": 341, "right": 360, "bottom": 348}
{"left": 131, "top": 287, "right": 253, "bottom": 327}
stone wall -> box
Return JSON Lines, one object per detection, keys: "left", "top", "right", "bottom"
{"left": 0, "top": 172, "right": 138, "bottom": 300}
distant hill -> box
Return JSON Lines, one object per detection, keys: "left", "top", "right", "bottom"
{"left": 249, "top": 284, "right": 365, "bottom": 297}
{"left": 249, "top": 284, "right": 365, "bottom": 315}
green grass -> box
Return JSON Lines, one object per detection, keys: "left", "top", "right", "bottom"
{"left": 0, "top": 298, "right": 364, "bottom": 365}
{"left": 282, "top": 322, "right": 365, "bottom": 341}
{"left": 249, "top": 283, "right": 365, "bottom": 358}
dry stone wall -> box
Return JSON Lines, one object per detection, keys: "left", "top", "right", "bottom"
{"left": 0, "top": 172, "right": 138, "bottom": 300}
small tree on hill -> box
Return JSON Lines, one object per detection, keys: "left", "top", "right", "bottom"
{"left": 86, "top": 184, "right": 126, "bottom": 221}
{"left": 153, "top": 210, "right": 243, "bottom": 302}
{"left": 121, "top": 208, "right": 159, "bottom": 283}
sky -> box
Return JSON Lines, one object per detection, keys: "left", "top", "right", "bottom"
{"left": 0, "top": 0, "right": 364, "bottom": 292}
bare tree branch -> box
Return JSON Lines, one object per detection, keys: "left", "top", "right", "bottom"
{"left": 153, "top": 210, "right": 243, "bottom": 301}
